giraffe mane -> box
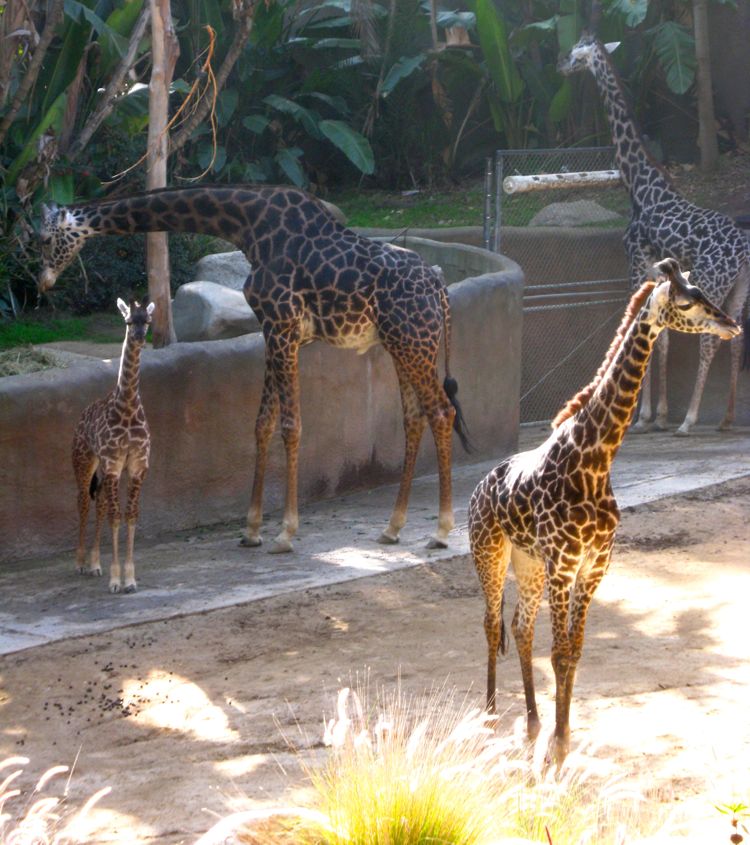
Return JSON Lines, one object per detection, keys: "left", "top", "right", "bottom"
{"left": 551, "top": 280, "right": 657, "bottom": 428}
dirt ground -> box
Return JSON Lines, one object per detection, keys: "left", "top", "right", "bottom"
{"left": 1, "top": 478, "right": 749, "bottom": 844}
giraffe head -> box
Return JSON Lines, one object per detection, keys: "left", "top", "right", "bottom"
{"left": 557, "top": 34, "right": 620, "bottom": 76}
{"left": 648, "top": 258, "right": 741, "bottom": 340}
{"left": 37, "top": 203, "right": 90, "bottom": 294}
{"left": 117, "top": 298, "right": 156, "bottom": 345}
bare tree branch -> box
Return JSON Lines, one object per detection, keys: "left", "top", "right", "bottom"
{"left": 0, "top": 0, "right": 64, "bottom": 147}
{"left": 169, "top": 2, "right": 256, "bottom": 156}
{"left": 67, "top": 5, "right": 150, "bottom": 162}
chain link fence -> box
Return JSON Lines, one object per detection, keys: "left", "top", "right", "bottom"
{"left": 485, "top": 147, "right": 632, "bottom": 424}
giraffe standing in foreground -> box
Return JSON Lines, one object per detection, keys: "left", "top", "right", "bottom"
{"left": 468, "top": 258, "right": 739, "bottom": 764}
{"left": 38, "top": 185, "right": 470, "bottom": 553}
{"left": 73, "top": 298, "right": 155, "bottom": 593}
{"left": 559, "top": 35, "right": 750, "bottom": 435}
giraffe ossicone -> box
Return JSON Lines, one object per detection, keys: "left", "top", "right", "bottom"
{"left": 39, "top": 185, "right": 471, "bottom": 552}
{"left": 559, "top": 34, "right": 750, "bottom": 435}
{"left": 469, "top": 257, "right": 739, "bottom": 765}
{"left": 72, "top": 298, "right": 154, "bottom": 593}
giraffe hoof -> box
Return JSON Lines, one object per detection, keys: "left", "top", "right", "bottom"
{"left": 630, "top": 420, "right": 652, "bottom": 433}
{"left": 654, "top": 420, "right": 669, "bottom": 431}
{"left": 674, "top": 426, "right": 692, "bottom": 437}
{"left": 122, "top": 583, "right": 137, "bottom": 594}
{"left": 270, "top": 537, "right": 294, "bottom": 554}
{"left": 377, "top": 531, "right": 400, "bottom": 545}
{"left": 425, "top": 536, "right": 448, "bottom": 550}
{"left": 239, "top": 535, "right": 262, "bottom": 548}
{"left": 109, "top": 583, "right": 121, "bottom": 594}
{"left": 718, "top": 420, "right": 733, "bottom": 432}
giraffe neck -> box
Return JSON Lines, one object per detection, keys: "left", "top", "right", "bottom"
{"left": 573, "top": 310, "right": 661, "bottom": 459}
{"left": 64, "top": 186, "right": 332, "bottom": 265}
{"left": 115, "top": 332, "right": 143, "bottom": 410}
{"left": 589, "top": 50, "right": 678, "bottom": 208}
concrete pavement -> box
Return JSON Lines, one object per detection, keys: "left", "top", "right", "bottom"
{"left": 1, "top": 426, "right": 748, "bottom": 656}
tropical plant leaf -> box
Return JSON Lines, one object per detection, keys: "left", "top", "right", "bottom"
{"left": 548, "top": 78, "right": 572, "bottom": 123}
{"left": 435, "top": 10, "right": 475, "bottom": 30}
{"left": 263, "top": 94, "right": 322, "bottom": 138}
{"left": 64, "top": 0, "right": 128, "bottom": 55}
{"left": 244, "top": 162, "right": 271, "bottom": 182}
{"left": 242, "top": 115, "right": 271, "bottom": 134}
{"left": 197, "top": 143, "right": 227, "bottom": 173}
{"left": 47, "top": 171, "right": 75, "bottom": 205}
{"left": 312, "top": 37, "right": 361, "bottom": 49}
{"left": 471, "top": 0, "right": 523, "bottom": 102}
{"left": 318, "top": 119, "right": 374, "bottom": 174}
{"left": 605, "top": 0, "right": 648, "bottom": 28}
{"left": 275, "top": 148, "right": 307, "bottom": 187}
{"left": 301, "top": 92, "right": 349, "bottom": 115}
{"left": 98, "top": 0, "right": 144, "bottom": 76}
{"left": 217, "top": 89, "right": 239, "bottom": 126}
{"left": 648, "top": 21, "right": 696, "bottom": 94}
{"left": 556, "top": 0, "right": 583, "bottom": 54}
{"left": 7, "top": 92, "right": 67, "bottom": 184}
{"left": 380, "top": 54, "right": 427, "bottom": 98}
{"left": 512, "top": 16, "right": 558, "bottom": 49}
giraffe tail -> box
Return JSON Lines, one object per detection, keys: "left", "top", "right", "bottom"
{"left": 89, "top": 473, "right": 100, "bottom": 499}
{"left": 743, "top": 316, "right": 750, "bottom": 370}
{"left": 500, "top": 590, "right": 509, "bottom": 655}
{"left": 437, "top": 273, "right": 473, "bottom": 453}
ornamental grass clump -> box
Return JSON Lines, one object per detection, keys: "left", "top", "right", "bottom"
{"left": 0, "top": 756, "right": 110, "bottom": 845}
{"left": 201, "top": 685, "right": 668, "bottom": 845}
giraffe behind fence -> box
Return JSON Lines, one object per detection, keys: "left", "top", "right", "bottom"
{"left": 469, "top": 258, "right": 739, "bottom": 765}
{"left": 72, "top": 298, "right": 154, "bottom": 593}
{"left": 559, "top": 34, "right": 750, "bottom": 435}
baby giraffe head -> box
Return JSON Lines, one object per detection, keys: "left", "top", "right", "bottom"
{"left": 649, "top": 257, "right": 741, "bottom": 340}
{"left": 557, "top": 33, "right": 619, "bottom": 76}
{"left": 117, "top": 298, "right": 156, "bottom": 345}
{"left": 37, "top": 203, "right": 90, "bottom": 294}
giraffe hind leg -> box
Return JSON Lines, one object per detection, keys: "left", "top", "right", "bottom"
{"left": 73, "top": 445, "right": 99, "bottom": 575}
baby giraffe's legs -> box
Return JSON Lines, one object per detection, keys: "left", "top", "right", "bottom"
{"left": 122, "top": 468, "right": 147, "bottom": 593}
{"left": 101, "top": 470, "right": 123, "bottom": 593}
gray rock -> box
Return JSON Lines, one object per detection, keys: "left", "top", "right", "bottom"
{"left": 173, "top": 281, "right": 260, "bottom": 342}
{"left": 529, "top": 200, "right": 624, "bottom": 227}
{"left": 191, "top": 251, "right": 251, "bottom": 290}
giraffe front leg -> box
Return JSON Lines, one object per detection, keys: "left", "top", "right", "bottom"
{"left": 242, "top": 366, "right": 278, "bottom": 548}
{"left": 654, "top": 330, "right": 669, "bottom": 430}
{"left": 101, "top": 473, "right": 123, "bottom": 593}
{"left": 719, "top": 332, "right": 742, "bottom": 430}
{"left": 121, "top": 470, "right": 147, "bottom": 593}
{"left": 546, "top": 555, "right": 575, "bottom": 766}
{"left": 676, "top": 333, "right": 720, "bottom": 436}
{"left": 75, "top": 485, "right": 92, "bottom": 575}
{"left": 379, "top": 366, "right": 426, "bottom": 545}
{"left": 510, "top": 547, "right": 545, "bottom": 742}
{"left": 426, "top": 399, "right": 456, "bottom": 549}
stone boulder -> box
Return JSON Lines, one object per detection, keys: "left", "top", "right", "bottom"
{"left": 191, "top": 251, "right": 251, "bottom": 290}
{"left": 173, "top": 282, "right": 260, "bottom": 342}
{"left": 529, "top": 199, "right": 624, "bottom": 227}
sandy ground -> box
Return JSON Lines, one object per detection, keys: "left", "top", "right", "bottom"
{"left": 1, "top": 474, "right": 749, "bottom": 843}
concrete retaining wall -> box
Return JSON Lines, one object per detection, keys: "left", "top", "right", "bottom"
{"left": 0, "top": 239, "right": 523, "bottom": 563}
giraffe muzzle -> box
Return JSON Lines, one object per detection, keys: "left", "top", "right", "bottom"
{"left": 38, "top": 267, "right": 58, "bottom": 294}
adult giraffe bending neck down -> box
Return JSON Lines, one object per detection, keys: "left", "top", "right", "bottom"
{"left": 38, "top": 184, "right": 471, "bottom": 553}
{"left": 559, "top": 34, "right": 750, "bottom": 435}
{"left": 469, "top": 258, "right": 739, "bottom": 765}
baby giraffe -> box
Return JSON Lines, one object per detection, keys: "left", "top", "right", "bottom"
{"left": 72, "top": 298, "right": 155, "bottom": 593}
{"left": 469, "top": 258, "right": 739, "bottom": 764}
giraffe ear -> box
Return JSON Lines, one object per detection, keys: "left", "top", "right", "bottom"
{"left": 604, "top": 41, "right": 620, "bottom": 54}
{"left": 117, "top": 298, "right": 130, "bottom": 319}
{"left": 146, "top": 301, "right": 156, "bottom": 317}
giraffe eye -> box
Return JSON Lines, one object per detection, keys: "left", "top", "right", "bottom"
{"left": 677, "top": 302, "right": 693, "bottom": 311}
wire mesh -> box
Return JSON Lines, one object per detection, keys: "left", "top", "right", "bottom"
{"left": 491, "top": 147, "right": 632, "bottom": 425}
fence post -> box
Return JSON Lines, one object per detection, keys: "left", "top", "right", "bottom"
{"left": 482, "top": 156, "right": 494, "bottom": 251}
{"left": 493, "top": 149, "right": 503, "bottom": 253}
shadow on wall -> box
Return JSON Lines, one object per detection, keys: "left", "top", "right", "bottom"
{"left": 0, "top": 238, "right": 523, "bottom": 563}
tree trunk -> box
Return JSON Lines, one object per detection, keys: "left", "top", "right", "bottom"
{"left": 146, "top": 0, "right": 179, "bottom": 347}
{"left": 693, "top": 0, "right": 718, "bottom": 171}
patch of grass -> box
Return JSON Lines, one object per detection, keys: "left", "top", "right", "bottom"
{"left": 0, "top": 313, "right": 122, "bottom": 351}
{"left": 204, "top": 685, "right": 671, "bottom": 845}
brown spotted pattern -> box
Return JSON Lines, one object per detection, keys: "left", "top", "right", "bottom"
{"left": 559, "top": 35, "right": 750, "bottom": 435}
{"left": 38, "top": 185, "right": 470, "bottom": 553}
{"left": 72, "top": 299, "right": 154, "bottom": 593}
{"left": 468, "top": 258, "right": 740, "bottom": 764}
